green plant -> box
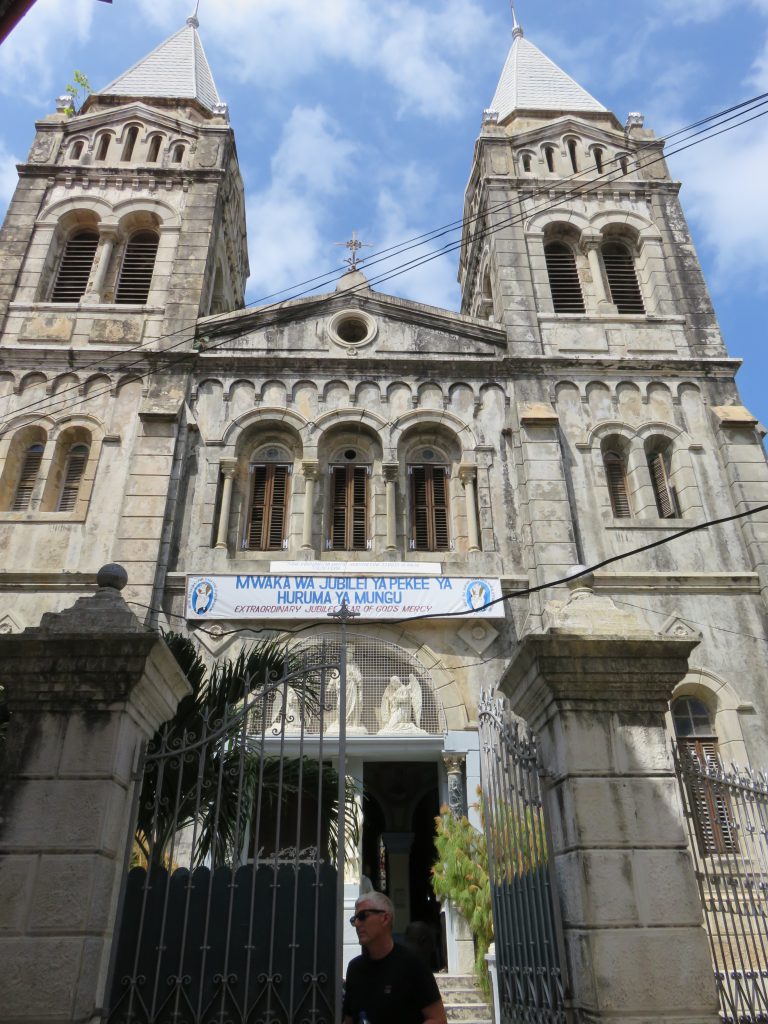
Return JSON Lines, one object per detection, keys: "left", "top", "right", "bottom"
{"left": 135, "top": 631, "right": 359, "bottom": 869}
{"left": 431, "top": 803, "right": 493, "bottom": 993}
{"left": 62, "top": 70, "right": 91, "bottom": 115}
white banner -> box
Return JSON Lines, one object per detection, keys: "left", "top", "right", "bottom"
{"left": 185, "top": 573, "right": 504, "bottom": 621}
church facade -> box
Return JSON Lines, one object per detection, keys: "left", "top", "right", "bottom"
{"left": 1, "top": 12, "right": 768, "bottom": 973}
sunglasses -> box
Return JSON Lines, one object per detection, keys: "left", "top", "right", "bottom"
{"left": 349, "top": 909, "right": 387, "bottom": 925}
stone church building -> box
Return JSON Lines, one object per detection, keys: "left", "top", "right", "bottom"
{"left": 1, "top": 10, "right": 768, "bottom": 986}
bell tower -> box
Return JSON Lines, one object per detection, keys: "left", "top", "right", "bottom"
{"left": 458, "top": 16, "right": 726, "bottom": 361}
{"left": 0, "top": 13, "right": 248, "bottom": 353}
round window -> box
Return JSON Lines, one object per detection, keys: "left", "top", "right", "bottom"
{"left": 327, "top": 309, "right": 377, "bottom": 349}
{"left": 344, "top": 449, "right": 357, "bottom": 461}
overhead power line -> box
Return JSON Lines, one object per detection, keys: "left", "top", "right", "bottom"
{"left": 1, "top": 92, "right": 767, "bottom": 432}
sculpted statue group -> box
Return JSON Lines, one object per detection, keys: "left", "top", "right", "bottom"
{"left": 268, "top": 656, "right": 427, "bottom": 736}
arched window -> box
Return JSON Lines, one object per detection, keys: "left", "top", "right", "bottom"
{"left": 409, "top": 458, "right": 450, "bottom": 551}
{"left": 172, "top": 145, "right": 184, "bottom": 163}
{"left": 567, "top": 139, "right": 579, "bottom": 173}
{"left": 544, "top": 146, "right": 555, "bottom": 173}
{"left": 245, "top": 450, "right": 291, "bottom": 551}
{"left": 593, "top": 147, "right": 604, "bottom": 174}
{"left": 12, "top": 443, "right": 44, "bottom": 511}
{"left": 544, "top": 241, "right": 585, "bottom": 313}
{"left": 50, "top": 230, "right": 99, "bottom": 302}
{"left": 57, "top": 442, "right": 89, "bottom": 512}
{"left": 521, "top": 153, "right": 532, "bottom": 173}
{"left": 619, "top": 155, "right": 629, "bottom": 175}
{"left": 95, "top": 134, "right": 110, "bottom": 161}
{"left": 673, "top": 697, "right": 736, "bottom": 854}
{"left": 603, "top": 449, "right": 631, "bottom": 517}
{"left": 70, "top": 140, "right": 84, "bottom": 160}
{"left": 602, "top": 241, "right": 645, "bottom": 314}
{"left": 329, "top": 450, "right": 369, "bottom": 550}
{"left": 147, "top": 136, "right": 161, "bottom": 163}
{"left": 122, "top": 126, "right": 138, "bottom": 162}
{"left": 647, "top": 442, "right": 680, "bottom": 518}
{"left": 115, "top": 231, "right": 159, "bottom": 304}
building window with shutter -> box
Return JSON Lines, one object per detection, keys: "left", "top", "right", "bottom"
{"left": 57, "top": 443, "right": 89, "bottom": 512}
{"left": 50, "top": 230, "right": 99, "bottom": 302}
{"left": 673, "top": 697, "right": 737, "bottom": 856}
{"left": 245, "top": 463, "right": 291, "bottom": 551}
{"left": 601, "top": 240, "right": 645, "bottom": 314}
{"left": 115, "top": 230, "right": 159, "bottom": 304}
{"left": 603, "top": 448, "right": 632, "bottom": 518}
{"left": 647, "top": 443, "right": 681, "bottom": 519}
{"left": 11, "top": 442, "right": 45, "bottom": 511}
{"left": 329, "top": 463, "right": 369, "bottom": 550}
{"left": 409, "top": 465, "right": 450, "bottom": 551}
{"left": 544, "top": 241, "right": 585, "bottom": 313}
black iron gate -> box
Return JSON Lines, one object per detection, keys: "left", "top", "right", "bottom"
{"left": 105, "top": 635, "right": 350, "bottom": 1024}
{"left": 478, "top": 692, "right": 568, "bottom": 1024}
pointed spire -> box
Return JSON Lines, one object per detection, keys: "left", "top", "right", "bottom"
{"left": 96, "top": 15, "right": 221, "bottom": 113}
{"left": 489, "top": 23, "right": 606, "bottom": 120}
{"left": 510, "top": 3, "right": 523, "bottom": 39}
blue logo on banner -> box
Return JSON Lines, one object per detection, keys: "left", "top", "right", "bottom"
{"left": 191, "top": 578, "right": 217, "bottom": 615}
{"left": 465, "top": 579, "right": 491, "bottom": 611}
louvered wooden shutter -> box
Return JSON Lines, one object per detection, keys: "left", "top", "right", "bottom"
{"left": 544, "top": 242, "right": 585, "bottom": 313}
{"left": 247, "top": 464, "right": 289, "bottom": 550}
{"left": 679, "top": 739, "right": 738, "bottom": 855}
{"left": 57, "top": 444, "right": 89, "bottom": 512}
{"left": 648, "top": 452, "right": 677, "bottom": 518}
{"left": 411, "top": 466, "right": 450, "bottom": 550}
{"left": 602, "top": 242, "right": 645, "bottom": 314}
{"left": 12, "top": 444, "right": 44, "bottom": 511}
{"left": 330, "top": 465, "right": 368, "bottom": 550}
{"left": 604, "top": 451, "right": 631, "bottom": 518}
{"left": 51, "top": 232, "right": 98, "bottom": 302}
{"left": 116, "top": 231, "right": 159, "bottom": 304}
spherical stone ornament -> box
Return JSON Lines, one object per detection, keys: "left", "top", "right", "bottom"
{"left": 97, "top": 563, "right": 128, "bottom": 591}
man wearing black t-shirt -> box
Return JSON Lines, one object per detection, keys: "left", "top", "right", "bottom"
{"left": 342, "top": 892, "right": 447, "bottom": 1024}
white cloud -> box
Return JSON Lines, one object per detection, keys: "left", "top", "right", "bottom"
{"left": 245, "top": 106, "right": 358, "bottom": 301}
{"left": 0, "top": 0, "right": 94, "bottom": 103}
{"left": 673, "top": 120, "right": 768, "bottom": 293}
{"left": 0, "top": 139, "right": 20, "bottom": 214}
{"left": 136, "top": 0, "right": 492, "bottom": 120}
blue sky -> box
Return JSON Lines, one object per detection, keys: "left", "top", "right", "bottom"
{"left": 0, "top": 0, "right": 765, "bottom": 422}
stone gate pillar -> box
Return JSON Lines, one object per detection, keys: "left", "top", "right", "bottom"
{"left": 0, "top": 565, "right": 190, "bottom": 1024}
{"left": 500, "top": 577, "right": 719, "bottom": 1023}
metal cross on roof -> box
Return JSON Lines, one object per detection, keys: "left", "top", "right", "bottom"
{"left": 335, "top": 231, "right": 373, "bottom": 271}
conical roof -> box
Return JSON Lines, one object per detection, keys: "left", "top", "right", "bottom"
{"left": 490, "top": 25, "right": 606, "bottom": 120}
{"left": 97, "top": 16, "right": 221, "bottom": 112}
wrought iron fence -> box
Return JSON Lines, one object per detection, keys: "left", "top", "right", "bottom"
{"left": 478, "top": 692, "right": 568, "bottom": 1024}
{"left": 674, "top": 744, "right": 768, "bottom": 1023}
{"left": 104, "top": 638, "right": 346, "bottom": 1024}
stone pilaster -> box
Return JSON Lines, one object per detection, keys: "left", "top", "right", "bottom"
{"left": 0, "top": 565, "right": 190, "bottom": 1024}
{"left": 500, "top": 581, "right": 719, "bottom": 1023}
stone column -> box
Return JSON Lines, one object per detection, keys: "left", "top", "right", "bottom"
{"left": 382, "top": 832, "right": 414, "bottom": 934}
{"left": 383, "top": 463, "right": 399, "bottom": 551}
{"left": 301, "top": 460, "right": 320, "bottom": 553}
{"left": 88, "top": 229, "right": 117, "bottom": 302}
{"left": 581, "top": 232, "right": 616, "bottom": 313}
{"left": 0, "top": 565, "right": 190, "bottom": 1024}
{"left": 214, "top": 458, "right": 237, "bottom": 549}
{"left": 500, "top": 579, "right": 719, "bottom": 1023}
{"left": 442, "top": 753, "right": 466, "bottom": 819}
{"left": 459, "top": 465, "right": 480, "bottom": 552}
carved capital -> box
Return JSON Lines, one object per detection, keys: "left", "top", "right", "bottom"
{"left": 458, "top": 464, "right": 477, "bottom": 485}
{"left": 382, "top": 462, "right": 399, "bottom": 482}
{"left": 220, "top": 458, "right": 237, "bottom": 478}
{"left": 442, "top": 753, "right": 466, "bottom": 774}
{"left": 302, "top": 460, "right": 320, "bottom": 480}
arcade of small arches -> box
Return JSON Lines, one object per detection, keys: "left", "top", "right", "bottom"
{"left": 515, "top": 134, "right": 633, "bottom": 180}
{"left": 211, "top": 414, "right": 488, "bottom": 557}
{"left": 64, "top": 122, "right": 193, "bottom": 169}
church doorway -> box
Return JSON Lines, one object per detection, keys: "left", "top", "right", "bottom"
{"left": 361, "top": 761, "right": 444, "bottom": 969}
